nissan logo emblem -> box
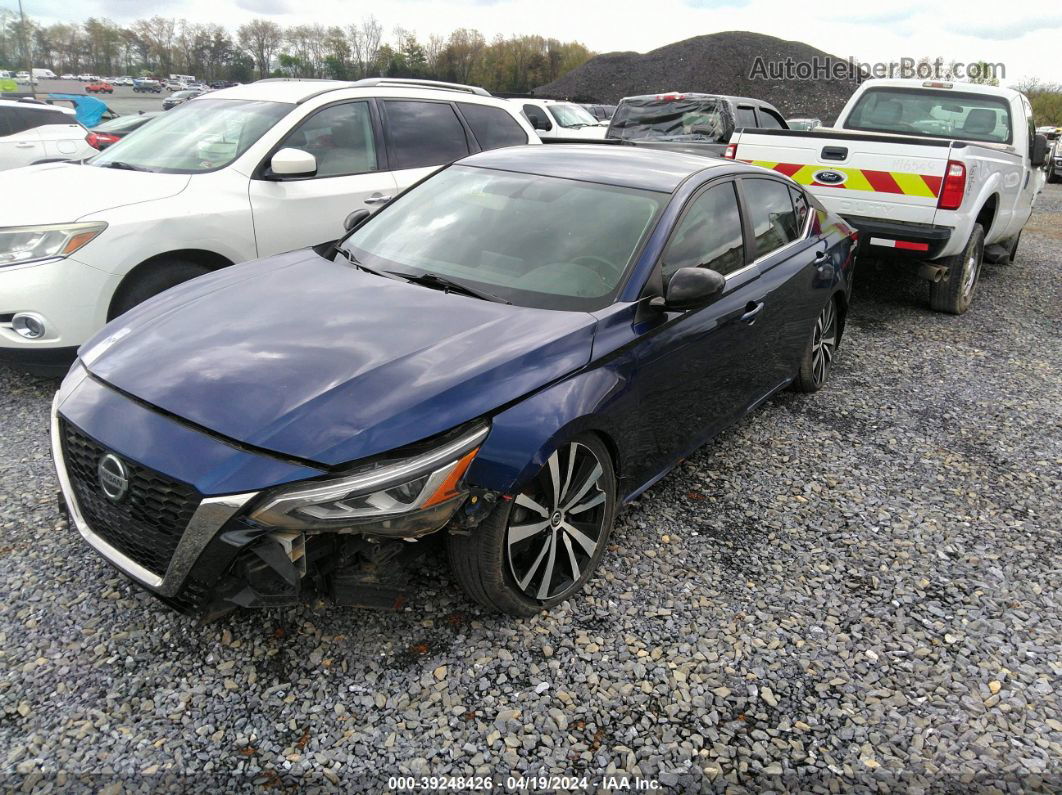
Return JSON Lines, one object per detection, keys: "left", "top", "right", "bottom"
{"left": 97, "top": 453, "right": 130, "bottom": 503}
{"left": 813, "top": 170, "right": 847, "bottom": 185}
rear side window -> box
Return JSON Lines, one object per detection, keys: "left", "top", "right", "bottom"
{"left": 384, "top": 100, "right": 470, "bottom": 170}
{"left": 757, "top": 109, "right": 785, "bottom": 129}
{"left": 3, "top": 107, "right": 71, "bottom": 135}
{"left": 458, "top": 103, "right": 529, "bottom": 149}
{"left": 662, "top": 182, "right": 745, "bottom": 279}
{"left": 0, "top": 108, "right": 12, "bottom": 137}
{"left": 735, "top": 106, "right": 758, "bottom": 129}
{"left": 743, "top": 179, "right": 799, "bottom": 256}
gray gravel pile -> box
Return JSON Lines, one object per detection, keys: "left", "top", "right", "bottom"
{"left": 1, "top": 188, "right": 1060, "bottom": 792}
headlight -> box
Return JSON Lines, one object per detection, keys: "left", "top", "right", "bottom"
{"left": 249, "top": 422, "right": 489, "bottom": 536}
{"left": 0, "top": 222, "right": 107, "bottom": 267}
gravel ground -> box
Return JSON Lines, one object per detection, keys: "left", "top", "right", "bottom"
{"left": 1, "top": 187, "right": 1060, "bottom": 792}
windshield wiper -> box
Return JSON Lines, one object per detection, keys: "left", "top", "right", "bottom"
{"left": 395, "top": 271, "right": 510, "bottom": 304}
{"left": 335, "top": 248, "right": 402, "bottom": 280}
{"left": 98, "top": 161, "right": 150, "bottom": 171}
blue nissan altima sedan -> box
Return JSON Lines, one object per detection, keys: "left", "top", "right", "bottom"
{"left": 51, "top": 145, "right": 856, "bottom": 618}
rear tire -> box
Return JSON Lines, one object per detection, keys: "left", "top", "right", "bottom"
{"left": 109, "top": 259, "right": 210, "bottom": 319}
{"left": 448, "top": 434, "right": 616, "bottom": 617}
{"left": 930, "top": 223, "right": 983, "bottom": 315}
{"left": 792, "top": 295, "right": 840, "bottom": 393}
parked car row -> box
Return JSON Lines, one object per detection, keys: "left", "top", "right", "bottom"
{"left": 0, "top": 74, "right": 1051, "bottom": 622}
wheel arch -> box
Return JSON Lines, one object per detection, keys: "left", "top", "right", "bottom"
{"left": 467, "top": 368, "right": 630, "bottom": 498}
{"left": 108, "top": 249, "right": 233, "bottom": 320}
{"left": 974, "top": 193, "right": 1000, "bottom": 240}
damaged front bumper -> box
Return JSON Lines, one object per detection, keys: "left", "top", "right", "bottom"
{"left": 51, "top": 366, "right": 501, "bottom": 620}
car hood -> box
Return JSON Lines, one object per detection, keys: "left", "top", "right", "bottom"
{"left": 80, "top": 250, "right": 597, "bottom": 467}
{"left": 0, "top": 163, "right": 190, "bottom": 225}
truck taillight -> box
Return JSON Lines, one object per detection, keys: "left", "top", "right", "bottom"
{"left": 937, "top": 161, "right": 966, "bottom": 210}
{"left": 723, "top": 143, "right": 736, "bottom": 159}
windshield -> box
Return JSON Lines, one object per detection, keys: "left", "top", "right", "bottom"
{"left": 90, "top": 99, "right": 289, "bottom": 173}
{"left": 550, "top": 103, "right": 600, "bottom": 128}
{"left": 845, "top": 88, "right": 1012, "bottom": 144}
{"left": 608, "top": 98, "right": 727, "bottom": 142}
{"left": 342, "top": 165, "right": 666, "bottom": 311}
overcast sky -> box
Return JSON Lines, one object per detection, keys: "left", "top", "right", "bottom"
{"left": 9, "top": 0, "right": 1061, "bottom": 84}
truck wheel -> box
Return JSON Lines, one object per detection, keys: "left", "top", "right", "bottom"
{"left": 448, "top": 435, "right": 616, "bottom": 617}
{"left": 930, "top": 223, "right": 983, "bottom": 315}
{"left": 109, "top": 259, "right": 210, "bottom": 319}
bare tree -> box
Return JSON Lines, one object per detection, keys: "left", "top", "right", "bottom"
{"left": 238, "top": 18, "right": 283, "bottom": 79}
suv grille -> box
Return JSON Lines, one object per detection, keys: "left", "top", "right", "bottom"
{"left": 60, "top": 419, "right": 201, "bottom": 577}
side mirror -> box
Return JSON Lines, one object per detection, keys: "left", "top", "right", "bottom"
{"left": 1031, "top": 133, "right": 1049, "bottom": 167}
{"left": 652, "top": 267, "right": 726, "bottom": 311}
{"left": 530, "top": 115, "right": 551, "bottom": 132}
{"left": 343, "top": 209, "right": 370, "bottom": 232}
{"left": 268, "top": 147, "right": 316, "bottom": 178}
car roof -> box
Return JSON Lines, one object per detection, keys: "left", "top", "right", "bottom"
{"left": 207, "top": 79, "right": 353, "bottom": 104}
{"left": 0, "top": 98, "right": 75, "bottom": 114}
{"left": 857, "top": 78, "right": 1022, "bottom": 101}
{"left": 619, "top": 93, "right": 776, "bottom": 107}
{"left": 458, "top": 144, "right": 730, "bottom": 193}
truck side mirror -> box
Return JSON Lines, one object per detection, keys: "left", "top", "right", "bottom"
{"left": 1032, "top": 134, "right": 1049, "bottom": 168}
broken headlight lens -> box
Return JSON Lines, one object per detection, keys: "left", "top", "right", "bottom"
{"left": 249, "top": 422, "right": 489, "bottom": 533}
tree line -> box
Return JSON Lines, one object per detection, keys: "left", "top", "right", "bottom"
{"left": 0, "top": 11, "right": 593, "bottom": 93}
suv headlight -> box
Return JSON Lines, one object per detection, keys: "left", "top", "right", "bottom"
{"left": 0, "top": 222, "right": 107, "bottom": 267}
{"left": 249, "top": 422, "right": 489, "bottom": 536}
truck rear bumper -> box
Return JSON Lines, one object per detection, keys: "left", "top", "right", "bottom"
{"left": 844, "top": 216, "right": 952, "bottom": 260}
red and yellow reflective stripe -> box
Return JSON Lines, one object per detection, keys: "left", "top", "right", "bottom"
{"left": 743, "top": 160, "right": 943, "bottom": 198}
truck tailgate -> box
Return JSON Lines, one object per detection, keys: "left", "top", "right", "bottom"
{"left": 731, "top": 130, "right": 951, "bottom": 225}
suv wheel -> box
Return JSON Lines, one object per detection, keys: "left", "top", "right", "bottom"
{"left": 448, "top": 435, "right": 616, "bottom": 616}
{"left": 109, "top": 259, "right": 210, "bottom": 319}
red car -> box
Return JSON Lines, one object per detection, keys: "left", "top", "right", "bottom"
{"left": 85, "top": 82, "right": 113, "bottom": 94}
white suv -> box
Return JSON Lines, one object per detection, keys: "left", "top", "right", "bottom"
{"left": 0, "top": 78, "right": 539, "bottom": 372}
{"left": 0, "top": 100, "right": 97, "bottom": 171}
{"left": 514, "top": 99, "right": 608, "bottom": 140}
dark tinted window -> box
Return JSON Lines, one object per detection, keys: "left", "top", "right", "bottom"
{"left": 757, "top": 109, "right": 785, "bottom": 129}
{"left": 522, "top": 103, "right": 552, "bottom": 131}
{"left": 789, "top": 186, "right": 810, "bottom": 231}
{"left": 384, "top": 100, "right": 469, "bottom": 170}
{"left": 4, "top": 107, "right": 71, "bottom": 135}
{"left": 0, "top": 108, "right": 13, "bottom": 137}
{"left": 280, "top": 101, "right": 377, "bottom": 177}
{"left": 662, "top": 182, "right": 745, "bottom": 279}
{"left": 735, "top": 106, "right": 757, "bottom": 129}
{"left": 743, "top": 179, "right": 799, "bottom": 256}
{"left": 458, "top": 103, "right": 528, "bottom": 149}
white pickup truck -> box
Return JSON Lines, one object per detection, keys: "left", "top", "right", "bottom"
{"left": 727, "top": 79, "right": 1051, "bottom": 313}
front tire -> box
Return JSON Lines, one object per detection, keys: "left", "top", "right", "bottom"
{"left": 793, "top": 295, "right": 840, "bottom": 393}
{"left": 448, "top": 435, "right": 616, "bottom": 616}
{"left": 930, "top": 223, "right": 983, "bottom": 315}
{"left": 109, "top": 259, "right": 211, "bottom": 319}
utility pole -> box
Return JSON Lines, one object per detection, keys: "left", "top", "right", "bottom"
{"left": 17, "top": 0, "right": 33, "bottom": 97}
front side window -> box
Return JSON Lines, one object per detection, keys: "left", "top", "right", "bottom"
{"left": 845, "top": 87, "right": 1013, "bottom": 144}
{"left": 743, "top": 178, "right": 799, "bottom": 257}
{"left": 384, "top": 100, "right": 469, "bottom": 170}
{"left": 279, "top": 101, "right": 377, "bottom": 178}
{"left": 662, "top": 182, "right": 745, "bottom": 279}
{"left": 522, "top": 104, "right": 552, "bottom": 131}
{"left": 342, "top": 165, "right": 666, "bottom": 311}
{"left": 458, "top": 103, "right": 528, "bottom": 150}
{"left": 90, "top": 98, "right": 290, "bottom": 173}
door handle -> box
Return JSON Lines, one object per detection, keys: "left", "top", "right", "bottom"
{"left": 740, "top": 301, "right": 764, "bottom": 324}
{"left": 15, "top": 142, "right": 35, "bottom": 148}
{"left": 813, "top": 247, "right": 830, "bottom": 267}
{"left": 364, "top": 194, "right": 392, "bottom": 205}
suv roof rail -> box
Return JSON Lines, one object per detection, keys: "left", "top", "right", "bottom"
{"left": 350, "top": 78, "right": 491, "bottom": 97}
